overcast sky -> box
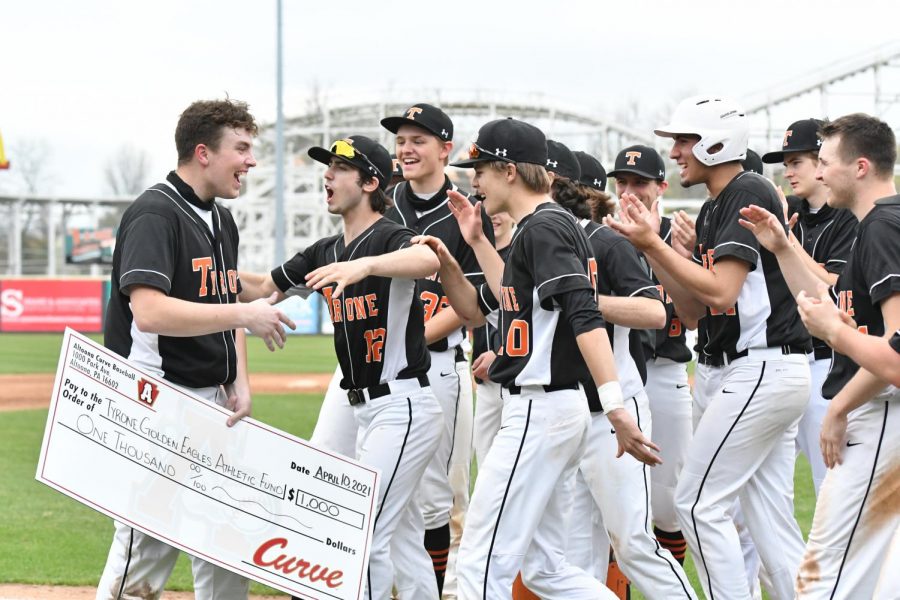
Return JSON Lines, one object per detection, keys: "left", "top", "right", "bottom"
{"left": 2, "top": 0, "right": 899, "bottom": 197}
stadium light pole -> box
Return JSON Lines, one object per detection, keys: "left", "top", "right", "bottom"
{"left": 274, "top": 0, "right": 286, "bottom": 264}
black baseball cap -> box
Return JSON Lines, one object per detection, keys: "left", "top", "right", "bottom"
{"left": 761, "top": 118, "right": 825, "bottom": 164}
{"left": 608, "top": 144, "right": 666, "bottom": 181}
{"left": 546, "top": 140, "right": 582, "bottom": 181}
{"left": 308, "top": 135, "right": 393, "bottom": 191}
{"left": 451, "top": 118, "right": 547, "bottom": 168}
{"left": 741, "top": 149, "right": 764, "bottom": 174}
{"left": 572, "top": 151, "right": 607, "bottom": 191}
{"left": 381, "top": 103, "right": 453, "bottom": 141}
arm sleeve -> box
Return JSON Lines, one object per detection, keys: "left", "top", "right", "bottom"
{"left": 711, "top": 190, "right": 771, "bottom": 270}
{"left": 859, "top": 218, "right": 900, "bottom": 304}
{"left": 476, "top": 282, "right": 499, "bottom": 316}
{"left": 556, "top": 287, "right": 606, "bottom": 336}
{"left": 890, "top": 330, "right": 900, "bottom": 355}
{"left": 271, "top": 241, "right": 322, "bottom": 294}
{"left": 524, "top": 221, "right": 594, "bottom": 306}
{"left": 118, "top": 213, "right": 178, "bottom": 295}
{"left": 606, "top": 238, "right": 663, "bottom": 301}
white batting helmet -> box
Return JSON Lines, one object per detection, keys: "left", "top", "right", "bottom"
{"left": 654, "top": 95, "right": 749, "bottom": 166}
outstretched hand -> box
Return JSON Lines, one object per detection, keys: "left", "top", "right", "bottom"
{"left": 607, "top": 408, "right": 662, "bottom": 465}
{"left": 448, "top": 190, "right": 486, "bottom": 246}
{"left": 603, "top": 194, "right": 662, "bottom": 250}
{"left": 671, "top": 210, "right": 697, "bottom": 259}
{"left": 797, "top": 283, "right": 855, "bottom": 343}
{"left": 738, "top": 204, "right": 792, "bottom": 254}
{"left": 244, "top": 293, "right": 296, "bottom": 351}
{"left": 305, "top": 259, "right": 371, "bottom": 298}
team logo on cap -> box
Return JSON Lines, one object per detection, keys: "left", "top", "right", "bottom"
{"left": 495, "top": 148, "right": 508, "bottom": 157}
{"left": 441, "top": 129, "right": 449, "bottom": 139}
{"left": 547, "top": 159, "right": 558, "bottom": 168}
{"left": 405, "top": 107, "right": 423, "bottom": 120}
{"left": 783, "top": 130, "right": 793, "bottom": 147}
{"left": 137, "top": 378, "right": 159, "bottom": 407}
{"left": 594, "top": 178, "right": 604, "bottom": 187}
{"left": 625, "top": 151, "right": 642, "bottom": 165}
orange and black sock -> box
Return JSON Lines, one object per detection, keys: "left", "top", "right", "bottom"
{"left": 654, "top": 526, "right": 687, "bottom": 565}
{"left": 424, "top": 524, "right": 450, "bottom": 594}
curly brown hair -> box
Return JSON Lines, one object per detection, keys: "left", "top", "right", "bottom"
{"left": 550, "top": 177, "right": 591, "bottom": 219}
{"left": 175, "top": 99, "right": 258, "bottom": 165}
{"left": 579, "top": 184, "right": 615, "bottom": 222}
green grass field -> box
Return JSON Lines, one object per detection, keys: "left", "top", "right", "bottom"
{"left": 0, "top": 332, "right": 815, "bottom": 598}
{"left": 0, "top": 332, "right": 337, "bottom": 375}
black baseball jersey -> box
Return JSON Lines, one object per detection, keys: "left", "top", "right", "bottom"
{"left": 645, "top": 217, "right": 693, "bottom": 363}
{"left": 472, "top": 244, "right": 512, "bottom": 384}
{"left": 386, "top": 177, "right": 494, "bottom": 352}
{"left": 692, "top": 171, "right": 811, "bottom": 358}
{"left": 105, "top": 172, "right": 242, "bottom": 388}
{"left": 476, "top": 202, "right": 604, "bottom": 387}
{"left": 271, "top": 217, "right": 429, "bottom": 390}
{"left": 787, "top": 196, "right": 858, "bottom": 359}
{"left": 581, "top": 219, "right": 662, "bottom": 409}
{"left": 823, "top": 197, "right": 900, "bottom": 399}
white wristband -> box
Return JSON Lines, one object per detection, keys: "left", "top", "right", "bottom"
{"left": 598, "top": 381, "right": 625, "bottom": 414}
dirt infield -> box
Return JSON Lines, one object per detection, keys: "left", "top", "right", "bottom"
{"left": 0, "top": 584, "right": 285, "bottom": 599}
{"left": 0, "top": 373, "right": 332, "bottom": 412}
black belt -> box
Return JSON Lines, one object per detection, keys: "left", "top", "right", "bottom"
{"left": 699, "top": 344, "right": 808, "bottom": 368}
{"left": 506, "top": 382, "right": 580, "bottom": 395}
{"left": 346, "top": 374, "right": 429, "bottom": 406}
{"left": 813, "top": 346, "right": 832, "bottom": 362}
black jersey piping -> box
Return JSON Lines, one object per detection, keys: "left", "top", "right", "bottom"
{"left": 829, "top": 400, "right": 889, "bottom": 599}
{"left": 483, "top": 398, "right": 532, "bottom": 599}
{"left": 690, "top": 362, "right": 766, "bottom": 599}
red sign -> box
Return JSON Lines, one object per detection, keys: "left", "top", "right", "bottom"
{"left": 0, "top": 279, "right": 103, "bottom": 332}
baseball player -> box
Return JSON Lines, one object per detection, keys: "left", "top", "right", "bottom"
{"left": 381, "top": 103, "right": 494, "bottom": 597}
{"left": 760, "top": 118, "right": 858, "bottom": 495}
{"left": 471, "top": 210, "right": 514, "bottom": 468}
{"left": 96, "top": 99, "right": 295, "bottom": 600}
{"left": 608, "top": 144, "right": 694, "bottom": 567}
{"left": 546, "top": 142, "right": 696, "bottom": 598}
{"left": 303, "top": 104, "right": 493, "bottom": 597}
{"left": 741, "top": 149, "right": 764, "bottom": 175}
{"left": 606, "top": 95, "right": 812, "bottom": 600}
{"left": 738, "top": 113, "right": 900, "bottom": 599}
{"left": 239, "top": 134, "right": 445, "bottom": 600}
{"left": 418, "top": 117, "right": 660, "bottom": 600}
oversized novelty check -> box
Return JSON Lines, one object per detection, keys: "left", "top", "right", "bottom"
{"left": 36, "top": 328, "right": 379, "bottom": 600}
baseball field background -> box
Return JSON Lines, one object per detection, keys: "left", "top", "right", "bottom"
{"left": 0, "top": 332, "right": 815, "bottom": 599}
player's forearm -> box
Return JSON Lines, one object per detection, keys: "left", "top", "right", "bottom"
{"left": 469, "top": 237, "right": 505, "bottom": 301}
{"left": 435, "top": 253, "right": 486, "bottom": 327}
{"left": 598, "top": 296, "right": 667, "bottom": 329}
{"left": 643, "top": 251, "right": 707, "bottom": 322}
{"left": 787, "top": 235, "right": 839, "bottom": 286}
{"left": 238, "top": 271, "right": 280, "bottom": 302}
{"left": 576, "top": 326, "right": 619, "bottom": 386}
{"left": 424, "top": 307, "right": 464, "bottom": 345}
{"left": 832, "top": 366, "right": 892, "bottom": 419}
{"left": 645, "top": 238, "right": 746, "bottom": 314}
{"left": 828, "top": 327, "right": 900, "bottom": 387}
{"left": 774, "top": 239, "right": 836, "bottom": 295}
{"left": 130, "top": 290, "right": 250, "bottom": 337}
{"left": 365, "top": 245, "right": 440, "bottom": 280}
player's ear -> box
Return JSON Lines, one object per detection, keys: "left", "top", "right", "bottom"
{"left": 195, "top": 144, "right": 210, "bottom": 166}
{"left": 361, "top": 177, "right": 380, "bottom": 194}
{"left": 657, "top": 180, "right": 669, "bottom": 195}
{"left": 855, "top": 157, "right": 870, "bottom": 180}
{"left": 439, "top": 141, "right": 453, "bottom": 163}
{"left": 505, "top": 163, "right": 517, "bottom": 183}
